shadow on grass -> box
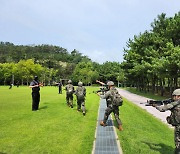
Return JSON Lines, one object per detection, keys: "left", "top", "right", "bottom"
{"left": 142, "top": 141, "right": 174, "bottom": 154}
{"left": 39, "top": 106, "right": 48, "bottom": 110}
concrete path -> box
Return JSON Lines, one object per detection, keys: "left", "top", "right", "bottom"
{"left": 118, "top": 88, "right": 171, "bottom": 127}
{"left": 92, "top": 98, "right": 123, "bottom": 154}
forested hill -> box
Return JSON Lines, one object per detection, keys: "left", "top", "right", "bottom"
{"left": 0, "top": 42, "right": 91, "bottom": 68}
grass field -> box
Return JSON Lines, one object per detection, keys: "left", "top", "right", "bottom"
{"left": 0, "top": 86, "right": 100, "bottom": 154}
{"left": 116, "top": 87, "right": 174, "bottom": 154}
{"left": 0, "top": 86, "right": 175, "bottom": 154}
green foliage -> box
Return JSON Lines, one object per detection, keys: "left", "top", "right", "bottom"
{"left": 0, "top": 43, "right": 91, "bottom": 84}
{"left": 123, "top": 12, "right": 180, "bottom": 94}
{"left": 72, "top": 62, "right": 99, "bottom": 85}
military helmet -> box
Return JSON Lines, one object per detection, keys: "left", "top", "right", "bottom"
{"left": 107, "top": 81, "right": 114, "bottom": 86}
{"left": 172, "top": 89, "right": 180, "bottom": 96}
{"left": 68, "top": 80, "right": 72, "bottom": 84}
{"left": 78, "top": 82, "right": 83, "bottom": 86}
{"left": 34, "top": 76, "right": 38, "bottom": 81}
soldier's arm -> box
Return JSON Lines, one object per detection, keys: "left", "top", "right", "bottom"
{"left": 96, "top": 80, "right": 105, "bottom": 85}
{"left": 156, "top": 100, "right": 180, "bottom": 112}
{"left": 29, "top": 82, "right": 38, "bottom": 88}
{"left": 99, "top": 91, "right": 110, "bottom": 99}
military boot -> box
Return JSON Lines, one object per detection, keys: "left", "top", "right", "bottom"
{"left": 100, "top": 121, "right": 106, "bottom": 127}
{"left": 118, "top": 125, "right": 123, "bottom": 131}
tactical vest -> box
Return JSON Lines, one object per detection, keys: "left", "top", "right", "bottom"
{"left": 167, "top": 103, "right": 180, "bottom": 126}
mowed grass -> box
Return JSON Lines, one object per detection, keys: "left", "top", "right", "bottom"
{"left": 0, "top": 86, "right": 175, "bottom": 154}
{"left": 116, "top": 98, "right": 174, "bottom": 154}
{"left": 0, "top": 86, "right": 100, "bottom": 154}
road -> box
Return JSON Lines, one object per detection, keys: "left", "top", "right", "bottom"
{"left": 118, "top": 88, "right": 172, "bottom": 128}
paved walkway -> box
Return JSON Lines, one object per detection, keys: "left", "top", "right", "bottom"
{"left": 92, "top": 98, "right": 123, "bottom": 154}
{"left": 118, "top": 88, "right": 171, "bottom": 127}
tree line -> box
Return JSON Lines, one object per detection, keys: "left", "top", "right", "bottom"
{"left": 1, "top": 12, "right": 179, "bottom": 96}
{"left": 122, "top": 12, "right": 180, "bottom": 96}
{"left": 0, "top": 42, "right": 122, "bottom": 86}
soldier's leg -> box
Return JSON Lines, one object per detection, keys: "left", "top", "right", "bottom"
{"left": 69, "top": 95, "right": 73, "bottom": 108}
{"left": 66, "top": 94, "right": 70, "bottom": 106}
{"left": 175, "top": 126, "right": 180, "bottom": 154}
{"left": 81, "top": 101, "right": 86, "bottom": 115}
{"left": 103, "top": 107, "right": 113, "bottom": 124}
{"left": 113, "top": 107, "right": 123, "bottom": 131}
{"left": 32, "top": 92, "right": 36, "bottom": 111}
{"left": 36, "top": 92, "right": 40, "bottom": 110}
{"left": 77, "top": 99, "right": 81, "bottom": 111}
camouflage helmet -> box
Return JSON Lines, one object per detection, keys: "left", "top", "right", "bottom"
{"left": 78, "top": 82, "right": 83, "bottom": 86}
{"left": 107, "top": 81, "right": 114, "bottom": 86}
{"left": 68, "top": 80, "right": 72, "bottom": 84}
{"left": 172, "top": 89, "right": 180, "bottom": 96}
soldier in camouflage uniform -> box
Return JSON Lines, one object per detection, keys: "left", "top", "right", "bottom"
{"left": 65, "top": 80, "right": 74, "bottom": 108}
{"left": 75, "top": 82, "right": 86, "bottom": 116}
{"left": 156, "top": 89, "right": 180, "bottom": 154}
{"left": 97, "top": 81, "right": 123, "bottom": 131}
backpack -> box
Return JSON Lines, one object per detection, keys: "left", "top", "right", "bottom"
{"left": 76, "top": 87, "right": 85, "bottom": 100}
{"left": 66, "top": 84, "right": 74, "bottom": 95}
{"left": 111, "top": 89, "right": 123, "bottom": 106}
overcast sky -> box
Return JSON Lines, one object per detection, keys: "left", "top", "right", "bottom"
{"left": 0, "top": 0, "right": 179, "bottom": 63}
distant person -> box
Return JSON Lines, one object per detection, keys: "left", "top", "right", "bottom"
{"left": 97, "top": 81, "right": 123, "bottom": 131}
{"left": 75, "top": 82, "right": 86, "bottom": 116}
{"left": 58, "top": 81, "right": 62, "bottom": 94}
{"left": 29, "top": 76, "right": 43, "bottom": 111}
{"left": 156, "top": 89, "right": 180, "bottom": 154}
{"left": 65, "top": 80, "right": 74, "bottom": 108}
{"left": 9, "top": 82, "right": 13, "bottom": 89}
{"left": 16, "top": 81, "right": 20, "bottom": 87}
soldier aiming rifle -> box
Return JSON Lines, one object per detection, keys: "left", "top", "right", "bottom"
{"left": 141, "top": 98, "right": 173, "bottom": 107}
{"left": 154, "top": 89, "right": 180, "bottom": 154}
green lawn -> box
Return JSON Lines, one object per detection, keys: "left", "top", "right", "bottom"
{"left": 116, "top": 89, "right": 174, "bottom": 154}
{"left": 0, "top": 86, "right": 175, "bottom": 154}
{"left": 0, "top": 86, "right": 99, "bottom": 154}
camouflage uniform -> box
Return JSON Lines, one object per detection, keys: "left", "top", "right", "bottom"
{"left": 100, "top": 87, "right": 122, "bottom": 126}
{"left": 65, "top": 80, "right": 74, "bottom": 108}
{"left": 156, "top": 89, "right": 180, "bottom": 154}
{"left": 75, "top": 82, "right": 86, "bottom": 116}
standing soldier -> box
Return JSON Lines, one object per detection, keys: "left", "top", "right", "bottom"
{"left": 156, "top": 89, "right": 180, "bottom": 154}
{"left": 97, "top": 81, "right": 123, "bottom": 131}
{"left": 65, "top": 80, "right": 74, "bottom": 108}
{"left": 29, "top": 76, "right": 43, "bottom": 111}
{"left": 58, "top": 81, "right": 62, "bottom": 94}
{"left": 75, "top": 82, "right": 86, "bottom": 116}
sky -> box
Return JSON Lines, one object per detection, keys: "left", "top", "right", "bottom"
{"left": 0, "top": 0, "right": 180, "bottom": 64}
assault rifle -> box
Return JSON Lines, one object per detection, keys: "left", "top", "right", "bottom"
{"left": 92, "top": 87, "right": 109, "bottom": 95}
{"left": 141, "top": 98, "right": 173, "bottom": 107}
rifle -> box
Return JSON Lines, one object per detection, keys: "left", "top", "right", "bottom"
{"left": 140, "top": 98, "right": 173, "bottom": 107}
{"left": 91, "top": 87, "right": 109, "bottom": 95}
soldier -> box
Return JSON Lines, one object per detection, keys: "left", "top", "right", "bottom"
{"left": 97, "top": 81, "right": 123, "bottom": 131}
{"left": 58, "top": 81, "right": 62, "bottom": 94}
{"left": 156, "top": 89, "right": 180, "bottom": 154}
{"left": 29, "top": 76, "right": 43, "bottom": 111}
{"left": 75, "top": 81, "right": 86, "bottom": 116}
{"left": 96, "top": 80, "right": 110, "bottom": 106}
{"left": 65, "top": 80, "right": 74, "bottom": 108}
